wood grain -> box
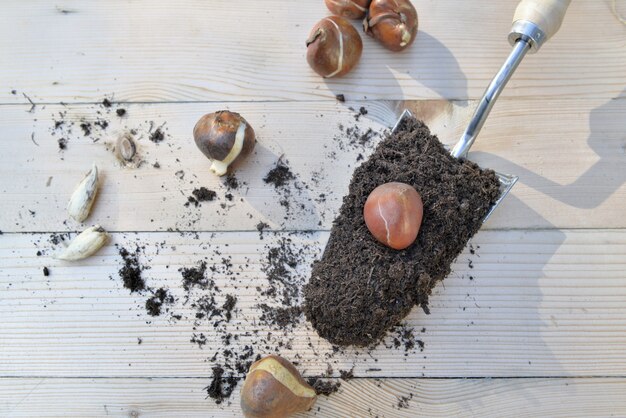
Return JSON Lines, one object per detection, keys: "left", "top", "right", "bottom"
{"left": 1, "top": 0, "right": 625, "bottom": 103}
{"left": 2, "top": 229, "right": 626, "bottom": 378}
{"left": 2, "top": 377, "right": 626, "bottom": 417}
{"left": 1, "top": 98, "right": 625, "bottom": 232}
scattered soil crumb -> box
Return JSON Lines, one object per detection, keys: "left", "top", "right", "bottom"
{"left": 116, "top": 108, "right": 126, "bottom": 117}
{"left": 339, "top": 368, "right": 354, "bottom": 380}
{"left": 392, "top": 325, "right": 417, "bottom": 352}
{"left": 222, "top": 294, "right": 237, "bottom": 322}
{"left": 259, "top": 304, "right": 302, "bottom": 328}
{"left": 180, "top": 261, "right": 208, "bottom": 290}
{"left": 79, "top": 122, "right": 91, "bottom": 136}
{"left": 118, "top": 247, "right": 146, "bottom": 293}
{"left": 205, "top": 365, "right": 238, "bottom": 404}
{"left": 335, "top": 94, "right": 345, "bottom": 102}
{"left": 43, "top": 267, "right": 50, "bottom": 277}
{"left": 224, "top": 174, "right": 239, "bottom": 190}
{"left": 102, "top": 98, "right": 112, "bottom": 108}
{"left": 150, "top": 128, "right": 165, "bottom": 143}
{"left": 398, "top": 394, "right": 413, "bottom": 409}
{"left": 186, "top": 187, "right": 217, "bottom": 207}
{"left": 354, "top": 106, "right": 368, "bottom": 121}
{"left": 145, "top": 288, "right": 174, "bottom": 316}
{"left": 263, "top": 161, "right": 295, "bottom": 188}
{"left": 307, "top": 378, "right": 341, "bottom": 396}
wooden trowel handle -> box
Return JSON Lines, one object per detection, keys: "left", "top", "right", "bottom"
{"left": 509, "top": 0, "right": 571, "bottom": 52}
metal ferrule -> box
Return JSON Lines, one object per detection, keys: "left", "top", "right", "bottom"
{"left": 508, "top": 20, "right": 546, "bottom": 53}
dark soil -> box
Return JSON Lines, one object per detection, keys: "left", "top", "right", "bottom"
{"left": 116, "top": 108, "right": 126, "bottom": 117}
{"left": 79, "top": 122, "right": 91, "bottom": 136}
{"left": 263, "top": 161, "right": 295, "bottom": 188}
{"left": 145, "top": 288, "right": 173, "bottom": 316}
{"left": 222, "top": 294, "right": 237, "bottom": 322}
{"left": 307, "top": 378, "right": 341, "bottom": 396}
{"left": 149, "top": 128, "right": 165, "bottom": 143}
{"left": 180, "top": 261, "right": 208, "bottom": 291}
{"left": 224, "top": 174, "right": 239, "bottom": 190}
{"left": 43, "top": 267, "right": 50, "bottom": 277}
{"left": 118, "top": 247, "right": 146, "bottom": 293}
{"left": 193, "top": 187, "right": 217, "bottom": 202}
{"left": 205, "top": 365, "right": 238, "bottom": 404}
{"left": 258, "top": 304, "right": 302, "bottom": 328}
{"left": 304, "top": 117, "right": 501, "bottom": 346}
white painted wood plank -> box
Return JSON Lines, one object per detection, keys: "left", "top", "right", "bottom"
{"left": 2, "top": 377, "right": 626, "bottom": 417}
{"left": 1, "top": 229, "right": 626, "bottom": 378}
{"left": 1, "top": 0, "right": 624, "bottom": 103}
{"left": 1, "top": 98, "right": 625, "bottom": 232}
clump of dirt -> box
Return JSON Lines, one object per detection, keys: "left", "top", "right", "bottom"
{"left": 118, "top": 247, "right": 146, "bottom": 293}
{"left": 307, "top": 378, "right": 341, "bottom": 396}
{"left": 224, "top": 174, "right": 240, "bottom": 190}
{"left": 205, "top": 365, "right": 238, "bottom": 404}
{"left": 79, "top": 122, "right": 91, "bottom": 136}
{"left": 264, "top": 161, "right": 295, "bottom": 188}
{"left": 145, "top": 288, "right": 174, "bottom": 316}
{"left": 116, "top": 108, "right": 126, "bottom": 117}
{"left": 186, "top": 187, "right": 217, "bottom": 207}
{"left": 304, "top": 117, "right": 501, "bottom": 346}
{"left": 149, "top": 128, "right": 165, "bottom": 143}
{"left": 180, "top": 261, "right": 208, "bottom": 290}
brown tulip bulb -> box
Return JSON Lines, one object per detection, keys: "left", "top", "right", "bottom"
{"left": 364, "top": 0, "right": 418, "bottom": 52}
{"left": 306, "top": 16, "right": 363, "bottom": 78}
{"left": 241, "top": 355, "right": 317, "bottom": 418}
{"left": 325, "top": 0, "right": 372, "bottom": 19}
{"left": 363, "top": 182, "right": 423, "bottom": 250}
{"left": 193, "top": 111, "right": 255, "bottom": 176}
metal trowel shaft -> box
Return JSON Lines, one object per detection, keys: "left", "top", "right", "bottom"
{"left": 451, "top": 0, "right": 571, "bottom": 159}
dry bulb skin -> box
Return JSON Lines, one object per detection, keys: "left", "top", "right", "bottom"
{"left": 55, "top": 225, "right": 109, "bottom": 261}
{"left": 325, "top": 0, "right": 372, "bottom": 19}
{"left": 67, "top": 162, "right": 99, "bottom": 223}
{"left": 306, "top": 16, "right": 363, "bottom": 78}
{"left": 364, "top": 0, "right": 418, "bottom": 52}
{"left": 241, "top": 355, "right": 317, "bottom": 418}
{"left": 193, "top": 111, "right": 256, "bottom": 176}
{"left": 363, "top": 182, "right": 423, "bottom": 250}
{"left": 116, "top": 134, "right": 137, "bottom": 162}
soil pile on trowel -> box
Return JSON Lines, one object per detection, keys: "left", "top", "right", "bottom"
{"left": 304, "top": 117, "right": 501, "bottom": 346}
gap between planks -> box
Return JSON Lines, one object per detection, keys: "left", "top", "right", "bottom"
{"left": 1, "top": 98, "right": 625, "bottom": 232}
{"left": 1, "top": 1, "right": 625, "bottom": 102}
{"left": 2, "top": 229, "right": 626, "bottom": 378}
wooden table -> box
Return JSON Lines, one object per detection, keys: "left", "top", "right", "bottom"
{"left": 1, "top": 1, "right": 626, "bottom": 416}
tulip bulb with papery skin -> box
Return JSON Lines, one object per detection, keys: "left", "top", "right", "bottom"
{"left": 193, "top": 111, "right": 256, "bottom": 176}
{"left": 241, "top": 355, "right": 317, "bottom": 418}
{"left": 363, "top": 182, "right": 423, "bottom": 250}
{"left": 364, "top": 0, "right": 418, "bottom": 52}
{"left": 306, "top": 16, "right": 363, "bottom": 78}
{"left": 325, "top": 0, "right": 372, "bottom": 19}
